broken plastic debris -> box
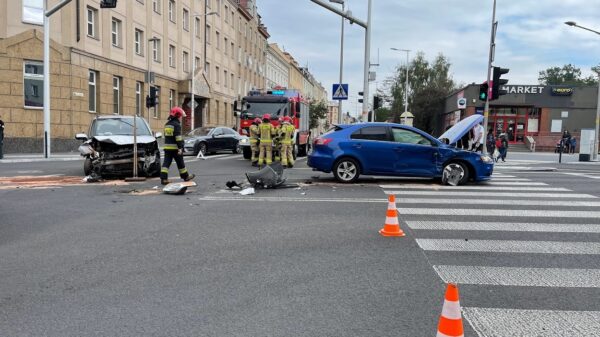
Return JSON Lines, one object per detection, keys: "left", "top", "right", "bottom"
{"left": 239, "top": 187, "right": 255, "bottom": 195}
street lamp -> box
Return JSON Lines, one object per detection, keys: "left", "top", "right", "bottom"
{"left": 190, "top": 11, "right": 217, "bottom": 130}
{"left": 391, "top": 48, "right": 410, "bottom": 114}
{"left": 329, "top": 0, "right": 345, "bottom": 124}
{"left": 565, "top": 21, "right": 600, "bottom": 161}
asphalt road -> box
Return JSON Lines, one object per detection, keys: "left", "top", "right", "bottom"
{"left": 1, "top": 153, "right": 599, "bottom": 336}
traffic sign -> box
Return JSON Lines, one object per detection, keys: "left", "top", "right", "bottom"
{"left": 332, "top": 84, "right": 349, "bottom": 100}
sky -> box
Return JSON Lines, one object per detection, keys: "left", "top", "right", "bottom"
{"left": 257, "top": 0, "right": 600, "bottom": 116}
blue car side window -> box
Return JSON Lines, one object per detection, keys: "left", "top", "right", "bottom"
{"left": 392, "top": 128, "right": 432, "bottom": 146}
{"left": 351, "top": 126, "right": 389, "bottom": 141}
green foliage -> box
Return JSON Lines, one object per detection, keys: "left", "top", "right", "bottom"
{"left": 374, "top": 107, "right": 392, "bottom": 122}
{"left": 385, "top": 52, "right": 456, "bottom": 134}
{"left": 309, "top": 100, "right": 328, "bottom": 130}
{"left": 538, "top": 64, "right": 598, "bottom": 85}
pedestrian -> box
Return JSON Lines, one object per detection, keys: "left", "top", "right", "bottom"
{"left": 498, "top": 134, "right": 509, "bottom": 162}
{"left": 471, "top": 122, "right": 484, "bottom": 152}
{"left": 570, "top": 136, "right": 577, "bottom": 154}
{"left": 257, "top": 114, "right": 276, "bottom": 168}
{"left": 160, "top": 106, "right": 195, "bottom": 185}
{"left": 486, "top": 128, "right": 495, "bottom": 155}
{"left": 562, "top": 129, "right": 571, "bottom": 153}
{"left": 0, "top": 115, "right": 4, "bottom": 159}
{"left": 279, "top": 116, "right": 296, "bottom": 168}
{"left": 249, "top": 117, "right": 261, "bottom": 166}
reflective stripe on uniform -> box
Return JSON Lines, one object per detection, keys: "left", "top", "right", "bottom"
{"left": 175, "top": 136, "right": 183, "bottom": 141}
{"left": 164, "top": 145, "right": 179, "bottom": 150}
{"left": 164, "top": 125, "right": 175, "bottom": 136}
{"left": 161, "top": 168, "right": 169, "bottom": 173}
{"left": 179, "top": 168, "right": 188, "bottom": 174}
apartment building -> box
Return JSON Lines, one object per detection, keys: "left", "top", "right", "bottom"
{"left": 265, "top": 43, "right": 288, "bottom": 90}
{"left": 0, "top": 0, "right": 267, "bottom": 153}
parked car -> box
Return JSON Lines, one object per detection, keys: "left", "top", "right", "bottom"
{"left": 75, "top": 115, "right": 162, "bottom": 177}
{"left": 183, "top": 127, "right": 247, "bottom": 156}
{"left": 308, "top": 115, "right": 494, "bottom": 185}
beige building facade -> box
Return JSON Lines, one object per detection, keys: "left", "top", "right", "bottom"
{"left": 0, "top": 0, "right": 267, "bottom": 153}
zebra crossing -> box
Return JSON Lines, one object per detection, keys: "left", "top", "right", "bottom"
{"left": 380, "top": 173, "right": 600, "bottom": 337}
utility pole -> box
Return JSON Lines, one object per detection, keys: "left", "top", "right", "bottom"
{"left": 482, "top": 0, "right": 497, "bottom": 156}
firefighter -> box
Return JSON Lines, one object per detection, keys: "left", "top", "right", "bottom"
{"left": 273, "top": 117, "right": 283, "bottom": 163}
{"left": 257, "top": 114, "right": 276, "bottom": 168}
{"left": 160, "top": 106, "right": 195, "bottom": 185}
{"left": 279, "top": 116, "right": 296, "bottom": 168}
{"left": 249, "top": 117, "right": 261, "bottom": 166}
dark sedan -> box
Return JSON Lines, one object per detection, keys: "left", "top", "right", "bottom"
{"left": 183, "top": 127, "right": 247, "bottom": 156}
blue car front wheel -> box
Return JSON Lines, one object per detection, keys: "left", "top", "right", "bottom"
{"left": 333, "top": 158, "right": 360, "bottom": 183}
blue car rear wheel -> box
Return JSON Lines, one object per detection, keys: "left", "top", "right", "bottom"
{"left": 333, "top": 158, "right": 360, "bottom": 183}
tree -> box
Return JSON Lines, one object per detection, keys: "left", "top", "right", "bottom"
{"left": 538, "top": 64, "right": 598, "bottom": 85}
{"left": 308, "top": 100, "right": 328, "bottom": 130}
{"left": 384, "top": 52, "right": 456, "bottom": 134}
{"left": 374, "top": 107, "right": 392, "bottom": 122}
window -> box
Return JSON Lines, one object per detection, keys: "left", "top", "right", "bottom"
{"left": 111, "top": 18, "right": 122, "bottom": 47}
{"left": 87, "top": 7, "right": 98, "bottom": 38}
{"left": 231, "top": 42, "right": 234, "bottom": 59}
{"left": 350, "top": 126, "right": 389, "bottom": 141}
{"left": 195, "top": 17, "right": 201, "bottom": 38}
{"left": 230, "top": 73, "right": 234, "bottom": 89}
{"left": 391, "top": 128, "right": 432, "bottom": 145}
{"left": 224, "top": 37, "right": 228, "bottom": 55}
{"left": 215, "top": 66, "right": 220, "bottom": 83}
{"left": 153, "top": 86, "right": 161, "bottom": 118}
{"left": 205, "top": 62, "right": 210, "bottom": 79}
{"left": 216, "top": 0, "right": 221, "bottom": 15}
{"left": 113, "top": 76, "right": 121, "bottom": 115}
{"left": 169, "top": 45, "right": 175, "bottom": 67}
{"left": 183, "top": 8, "right": 189, "bottom": 31}
{"left": 23, "top": 0, "right": 43, "bottom": 25}
{"left": 152, "top": 39, "right": 161, "bottom": 62}
{"left": 168, "top": 0, "right": 175, "bottom": 22}
{"left": 224, "top": 5, "right": 229, "bottom": 22}
{"left": 206, "top": 25, "right": 211, "bottom": 44}
{"left": 231, "top": 10, "right": 234, "bottom": 27}
{"left": 153, "top": 0, "right": 161, "bottom": 14}
{"left": 169, "top": 89, "right": 175, "bottom": 110}
{"left": 134, "top": 29, "right": 144, "bottom": 55}
{"left": 24, "top": 61, "right": 44, "bottom": 108}
{"left": 216, "top": 31, "right": 220, "bottom": 49}
{"left": 88, "top": 70, "right": 97, "bottom": 112}
{"left": 183, "top": 51, "right": 189, "bottom": 72}
{"left": 224, "top": 70, "right": 228, "bottom": 87}
{"left": 136, "top": 82, "right": 143, "bottom": 116}
{"left": 195, "top": 57, "right": 200, "bottom": 70}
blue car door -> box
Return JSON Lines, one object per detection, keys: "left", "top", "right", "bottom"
{"left": 348, "top": 126, "right": 396, "bottom": 174}
{"left": 390, "top": 127, "right": 439, "bottom": 176}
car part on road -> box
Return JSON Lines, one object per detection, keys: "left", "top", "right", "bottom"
{"left": 245, "top": 162, "right": 286, "bottom": 188}
{"left": 333, "top": 157, "right": 361, "bottom": 183}
{"left": 442, "top": 162, "right": 470, "bottom": 186}
{"left": 162, "top": 181, "right": 197, "bottom": 195}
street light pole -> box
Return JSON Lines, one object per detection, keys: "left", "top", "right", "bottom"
{"left": 482, "top": 0, "right": 497, "bottom": 156}
{"left": 564, "top": 21, "right": 600, "bottom": 161}
{"left": 191, "top": 11, "right": 217, "bottom": 130}
{"left": 330, "top": 0, "right": 345, "bottom": 125}
{"left": 391, "top": 48, "right": 410, "bottom": 113}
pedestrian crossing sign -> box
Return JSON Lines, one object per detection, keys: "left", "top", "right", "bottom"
{"left": 332, "top": 84, "right": 349, "bottom": 100}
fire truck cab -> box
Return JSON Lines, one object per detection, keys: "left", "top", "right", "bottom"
{"left": 234, "top": 89, "right": 311, "bottom": 160}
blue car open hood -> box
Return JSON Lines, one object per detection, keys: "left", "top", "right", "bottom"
{"left": 438, "top": 114, "right": 484, "bottom": 145}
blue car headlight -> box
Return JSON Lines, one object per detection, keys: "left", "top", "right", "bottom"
{"left": 480, "top": 155, "right": 494, "bottom": 164}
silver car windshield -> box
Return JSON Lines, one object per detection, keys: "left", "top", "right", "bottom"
{"left": 91, "top": 117, "right": 151, "bottom": 136}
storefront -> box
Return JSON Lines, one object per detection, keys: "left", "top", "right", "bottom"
{"left": 443, "top": 85, "right": 598, "bottom": 151}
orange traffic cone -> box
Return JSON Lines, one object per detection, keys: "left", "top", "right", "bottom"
{"left": 379, "top": 194, "right": 406, "bottom": 237}
{"left": 436, "top": 283, "right": 464, "bottom": 337}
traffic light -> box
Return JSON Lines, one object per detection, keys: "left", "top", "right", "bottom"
{"left": 373, "top": 96, "right": 381, "bottom": 109}
{"left": 100, "top": 0, "right": 118, "bottom": 8}
{"left": 146, "top": 86, "right": 159, "bottom": 108}
{"left": 491, "top": 66, "right": 509, "bottom": 100}
{"left": 358, "top": 91, "right": 364, "bottom": 104}
{"left": 479, "top": 82, "right": 488, "bottom": 101}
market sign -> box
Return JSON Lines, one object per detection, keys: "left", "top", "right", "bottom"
{"left": 551, "top": 87, "right": 574, "bottom": 96}
{"left": 500, "top": 86, "right": 545, "bottom": 94}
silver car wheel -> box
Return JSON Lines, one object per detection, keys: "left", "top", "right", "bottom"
{"left": 337, "top": 161, "right": 357, "bottom": 182}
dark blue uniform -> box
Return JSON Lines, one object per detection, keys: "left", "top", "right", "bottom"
{"left": 160, "top": 116, "right": 190, "bottom": 182}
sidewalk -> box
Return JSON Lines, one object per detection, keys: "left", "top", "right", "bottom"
{"left": 0, "top": 152, "right": 82, "bottom": 163}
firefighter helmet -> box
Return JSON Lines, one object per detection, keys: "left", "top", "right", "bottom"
{"left": 170, "top": 106, "right": 186, "bottom": 118}
{"left": 253, "top": 117, "right": 262, "bottom": 124}
{"left": 282, "top": 116, "right": 292, "bottom": 123}
{"left": 262, "top": 114, "right": 271, "bottom": 121}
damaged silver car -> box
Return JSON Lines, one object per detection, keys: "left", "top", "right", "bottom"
{"left": 75, "top": 116, "right": 162, "bottom": 178}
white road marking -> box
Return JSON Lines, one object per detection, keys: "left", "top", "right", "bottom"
{"left": 484, "top": 181, "right": 547, "bottom": 186}
{"left": 395, "top": 198, "right": 600, "bottom": 207}
{"left": 406, "top": 221, "right": 600, "bottom": 233}
{"left": 380, "top": 185, "right": 567, "bottom": 191}
{"left": 398, "top": 207, "right": 600, "bottom": 218}
{"left": 384, "top": 191, "right": 598, "bottom": 198}
{"left": 216, "top": 154, "right": 241, "bottom": 160}
{"left": 562, "top": 172, "right": 600, "bottom": 180}
{"left": 198, "top": 196, "right": 387, "bottom": 203}
{"left": 489, "top": 178, "right": 531, "bottom": 181}
{"left": 415, "top": 239, "right": 600, "bottom": 255}
{"left": 463, "top": 308, "right": 600, "bottom": 337}
{"left": 433, "top": 265, "right": 600, "bottom": 288}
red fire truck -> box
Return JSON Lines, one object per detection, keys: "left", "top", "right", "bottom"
{"left": 234, "top": 89, "right": 311, "bottom": 160}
